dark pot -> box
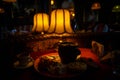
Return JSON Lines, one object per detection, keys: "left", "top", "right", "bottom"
{"left": 58, "top": 42, "right": 81, "bottom": 64}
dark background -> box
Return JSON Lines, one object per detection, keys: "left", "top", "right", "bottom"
{"left": 0, "top": 0, "right": 120, "bottom": 29}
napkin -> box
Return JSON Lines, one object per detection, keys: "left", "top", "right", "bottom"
{"left": 91, "top": 40, "right": 104, "bottom": 59}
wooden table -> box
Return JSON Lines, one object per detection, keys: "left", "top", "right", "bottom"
{"left": 3, "top": 48, "right": 120, "bottom": 80}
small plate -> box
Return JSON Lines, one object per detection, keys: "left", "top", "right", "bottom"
{"left": 13, "top": 57, "right": 34, "bottom": 69}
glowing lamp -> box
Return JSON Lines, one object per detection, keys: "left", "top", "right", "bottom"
{"left": 0, "top": 8, "right": 5, "bottom": 13}
{"left": 32, "top": 13, "right": 49, "bottom": 34}
{"left": 91, "top": 2, "right": 101, "bottom": 10}
{"left": 51, "top": 0, "right": 54, "bottom": 5}
{"left": 48, "top": 9, "right": 74, "bottom": 34}
{"left": 112, "top": 5, "right": 120, "bottom": 12}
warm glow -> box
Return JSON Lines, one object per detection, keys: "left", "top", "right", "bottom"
{"left": 48, "top": 9, "right": 74, "bottom": 34}
{"left": 72, "top": 13, "right": 75, "bottom": 17}
{"left": 51, "top": 0, "right": 54, "bottom": 5}
{"left": 32, "top": 13, "right": 49, "bottom": 33}
{"left": 2, "top": 0, "right": 16, "bottom": 2}
{"left": 0, "top": 8, "right": 5, "bottom": 13}
{"left": 112, "top": 5, "right": 120, "bottom": 12}
{"left": 71, "top": 11, "right": 75, "bottom": 19}
{"left": 91, "top": 2, "right": 101, "bottom": 10}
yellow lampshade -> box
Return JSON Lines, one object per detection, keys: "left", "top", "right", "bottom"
{"left": 48, "top": 9, "right": 74, "bottom": 34}
{"left": 91, "top": 2, "right": 101, "bottom": 10}
{"left": 32, "top": 13, "right": 49, "bottom": 34}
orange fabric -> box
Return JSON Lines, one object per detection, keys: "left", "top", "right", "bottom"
{"left": 30, "top": 48, "right": 111, "bottom": 69}
{"left": 79, "top": 48, "right": 100, "bottom": 63}
{"left": 30, "top": 48, "right": 100, "bottom": 63}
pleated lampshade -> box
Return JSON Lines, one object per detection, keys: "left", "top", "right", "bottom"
{"left": 32, "top": 13, "right": 49, "bottom": 34}
{"left": 48, "top": 9, "right": 74, "bottom": 34}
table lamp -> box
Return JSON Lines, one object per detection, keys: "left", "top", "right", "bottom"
{"left": 91, "top": 2, "right": 101, "bottom": 22}
{"left": 48, "top": 9, "right": 74, "bottom": 34}
{"left": 32, "top": 13, "right": 49, "bottom": 34}
{"left": 112, "top": 5, "right": 120, "bottom": 12}
{"left": 91, "top": 2, "right": 101, "bottom": 10}
{"left": 47, "top": 9, "right": 74, "bottom": 42}
{"left": 112, "top": 5, "right": 120, "bottom": 23}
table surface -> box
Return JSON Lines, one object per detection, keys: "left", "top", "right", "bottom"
{"left": 3, "top": 48, "right": 120, "bottom": 80}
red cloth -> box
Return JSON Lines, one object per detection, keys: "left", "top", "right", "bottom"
{"left": 30, "top": 48, "right": 111, "bottom": 70}
{"left": 30, "top": 48, "right": 99, "bottom": 62}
